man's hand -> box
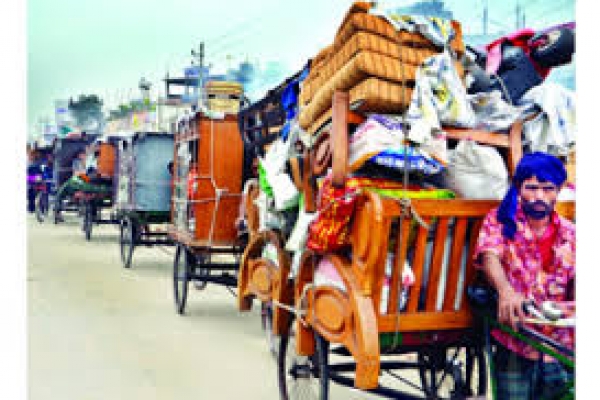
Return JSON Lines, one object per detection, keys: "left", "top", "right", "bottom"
{"left": 480, "top": 252, "right": 527, "bottom": 330}
{"left": 497, "top": 287, "right": 527, "bottom": 330}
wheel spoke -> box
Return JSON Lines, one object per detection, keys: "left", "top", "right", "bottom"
{"left": 435, "top": 348, "right": 460, "bottom": 390}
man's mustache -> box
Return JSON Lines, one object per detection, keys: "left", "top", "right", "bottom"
{"left": 527, "top": 200, "right": 552, "bottom": 210}
{"left": 522, "top": 199, "right": 554, "bottom": 219}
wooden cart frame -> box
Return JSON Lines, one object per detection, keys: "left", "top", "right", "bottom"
{"left": 118, "top": 210, "right": 172, "bottom": 268}
{"left": 79, "top": 189, "right": 117, "bottom": 241}
{"left": 114, "top": 132, "right": 175, "bottom": 268}
{"left": 169, "top": 112, "right": 247, "bottom": 315}
{"left": 237, "top": 90, "right": 567, "bottom": 398}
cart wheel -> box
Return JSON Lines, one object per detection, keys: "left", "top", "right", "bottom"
{"left": 261, "top": 302, "right": 280, "bottom": 359}
{"left": 418, "top": 345, "right": 487, "bottom": 399}
{"left": 173, "top": 244, "right": 191, "bottom": 315}
{"left": 120, "top": 217, "right": 135, "bottom": 268}
{"left": 35, "top": 192, "right": 49, "bottom": 223}
{"left": 83, "top": 203, "right": 93, "bottom": 241}
{"left": 77, "top": 202, "right": 85, "bottom": 217}
{"left": 278, "top": 317, "right": 329, "bottom": 400}
{"left": 53, "top": 200, "right": 61, "bottom": 224}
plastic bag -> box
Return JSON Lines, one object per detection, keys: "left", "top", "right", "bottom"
{"left": 255, "top": 192, "right": 284, "bottom": 230}
{"left": 285, "top": 196, "right": 317, "bottom": 252}
{"left": 269, "top": 172, "right": 299, "bottom": 211}
{"left": 444, "top": 140, "right": 509, "bottom": 199}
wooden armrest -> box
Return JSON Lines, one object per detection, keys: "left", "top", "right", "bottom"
{"left": 444, "top": 128, "right": 510, "bottom": 148}
{"left": 351, "top": 191, "right": 388, "bottom": 296}
{"left": 444, "top": 120, "right": 524, "bottom": 177}
{"left": 332, "top": 91, "right": 349, "bottom": 188}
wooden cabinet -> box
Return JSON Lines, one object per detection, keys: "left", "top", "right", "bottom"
{"left": 172, "top": 113, "right": 244, "bottom": 246}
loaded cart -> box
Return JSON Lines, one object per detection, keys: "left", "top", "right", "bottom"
{"left": 115, "top": 132, "right": 174, "bottom": 268}
{"left": 236, "top": 66, "right": 312, "bottom": 354}
{"left": 247, "top": 90, "right": 534, "bottom": 399}
{"left": 236, "top": 0, "right": 577, "bottom": 396}
{"left": 79, "top": 136, "right": 121, "bottom": 241}
{"left": 168, "top": 110, "right": 248, "bottom": 315}
{"left": 52, "top": 134, "right": 97, "bottom": 224}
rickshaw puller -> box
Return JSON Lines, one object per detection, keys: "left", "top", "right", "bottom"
{"left": 474, "top": 151, "right": 575, "bottom": 400}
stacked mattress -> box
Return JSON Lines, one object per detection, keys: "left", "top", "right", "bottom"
{"left": 299, "top": 2, "right": 465, "bottom": 134}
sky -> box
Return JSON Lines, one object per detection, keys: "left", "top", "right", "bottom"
{"left": 27, "top": 0, "right": 575, "bottom": 136}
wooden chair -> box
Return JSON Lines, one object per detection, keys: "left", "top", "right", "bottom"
{"left": 327, "top": 90, "right": 526, "bottom": 188}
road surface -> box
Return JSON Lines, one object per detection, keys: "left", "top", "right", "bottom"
{"left": 27, "top": 213, "right": 387, "bottom": 399}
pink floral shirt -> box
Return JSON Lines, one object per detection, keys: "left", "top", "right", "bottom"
{"left": 474, "top": 206, "right": 575, "bottom": 360}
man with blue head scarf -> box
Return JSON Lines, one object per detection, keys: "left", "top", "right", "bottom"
{"left": 474, "top": 151, "right": 575, "bottom": 400}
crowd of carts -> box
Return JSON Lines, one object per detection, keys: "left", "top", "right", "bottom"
{"left": 28, "top": 4, "right": 575, "bottom": 399}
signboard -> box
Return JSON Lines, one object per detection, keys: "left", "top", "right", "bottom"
{"left": 184, "top": 65, "right": 209, "bottom": 79}
{"left": 55, "top": 99, "right": 76, "bottom": 137}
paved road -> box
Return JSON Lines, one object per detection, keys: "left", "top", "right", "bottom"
{"left": 27, "top": 214, "right": 381, "bottom": 400}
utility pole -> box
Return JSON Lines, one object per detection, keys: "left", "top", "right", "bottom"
{"left": 191, "top": 42, "right": 205, "bottom": 109}
{"left": 483, "top": 0, "right": 488, "bottom": 35}
{"left": 515, "top": 1, "right": 521, "bottom": 29}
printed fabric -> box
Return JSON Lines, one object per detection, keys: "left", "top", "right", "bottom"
{"left": 519, "top": 82, "right": 576, "bottom": 157}
{"left": 372, "top": 12, "right": 456, "bottom": 49}
{"left": 405, "top": 51, "right": 477, "bottom": 144}
{"left": 348, "top": 114, "right": 447, "bottom": 173}
{"left": 306, "top": 176, "right": 455, "bottom": 253}
{"left": 474, "top": 206, "right": 575, "bottom": 360}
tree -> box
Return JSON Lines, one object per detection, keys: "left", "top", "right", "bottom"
{"left": 68, "top": 94, "right": 104, "bottom": 130}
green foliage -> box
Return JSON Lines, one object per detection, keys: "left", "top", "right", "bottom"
{"left": 68, "top": 94, "right": 104, "bottom": 127}
{"left": 107, "top": 98, "right": 156, "bottom": 121}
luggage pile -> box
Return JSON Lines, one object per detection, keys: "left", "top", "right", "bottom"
{"left": 299, "top": 1, "right": 465, "bottom": 134}
{"left": 237, "top": 1, "right": 576, "bottom": 398}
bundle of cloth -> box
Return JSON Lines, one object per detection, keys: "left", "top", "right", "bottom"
{"left": 298, "top": 1, "right": 465, "bottom": 134}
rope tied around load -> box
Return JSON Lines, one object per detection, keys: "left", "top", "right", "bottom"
{"left": 269, "top": 278, "right": 314, "bottom": 328}
{"left": 396, "top": 196, "right": 430, "bottom": 230}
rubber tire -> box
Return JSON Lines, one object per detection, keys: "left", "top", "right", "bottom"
{"left": 84, "top": 204, "right": 93, "bottom": 241}
{"left": 314, "top": 334, "right": 330, "bottom": 400}
{"left": 120, "top": 218, "right": 135, "bottom": 268}
{"left": 53, "top": 200, "right": 61, "bottom": 224}
{"left": 278, "top": 317, "right": 329, "bottom": 400}
{"left": 173, "top": 244, "right": 191, "bottom": 315}
{"left": 530, "top": 28, "right": 575, "bottom": 68}
{"left": 35, "top": 192, "right": 48, "bottom": 223}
